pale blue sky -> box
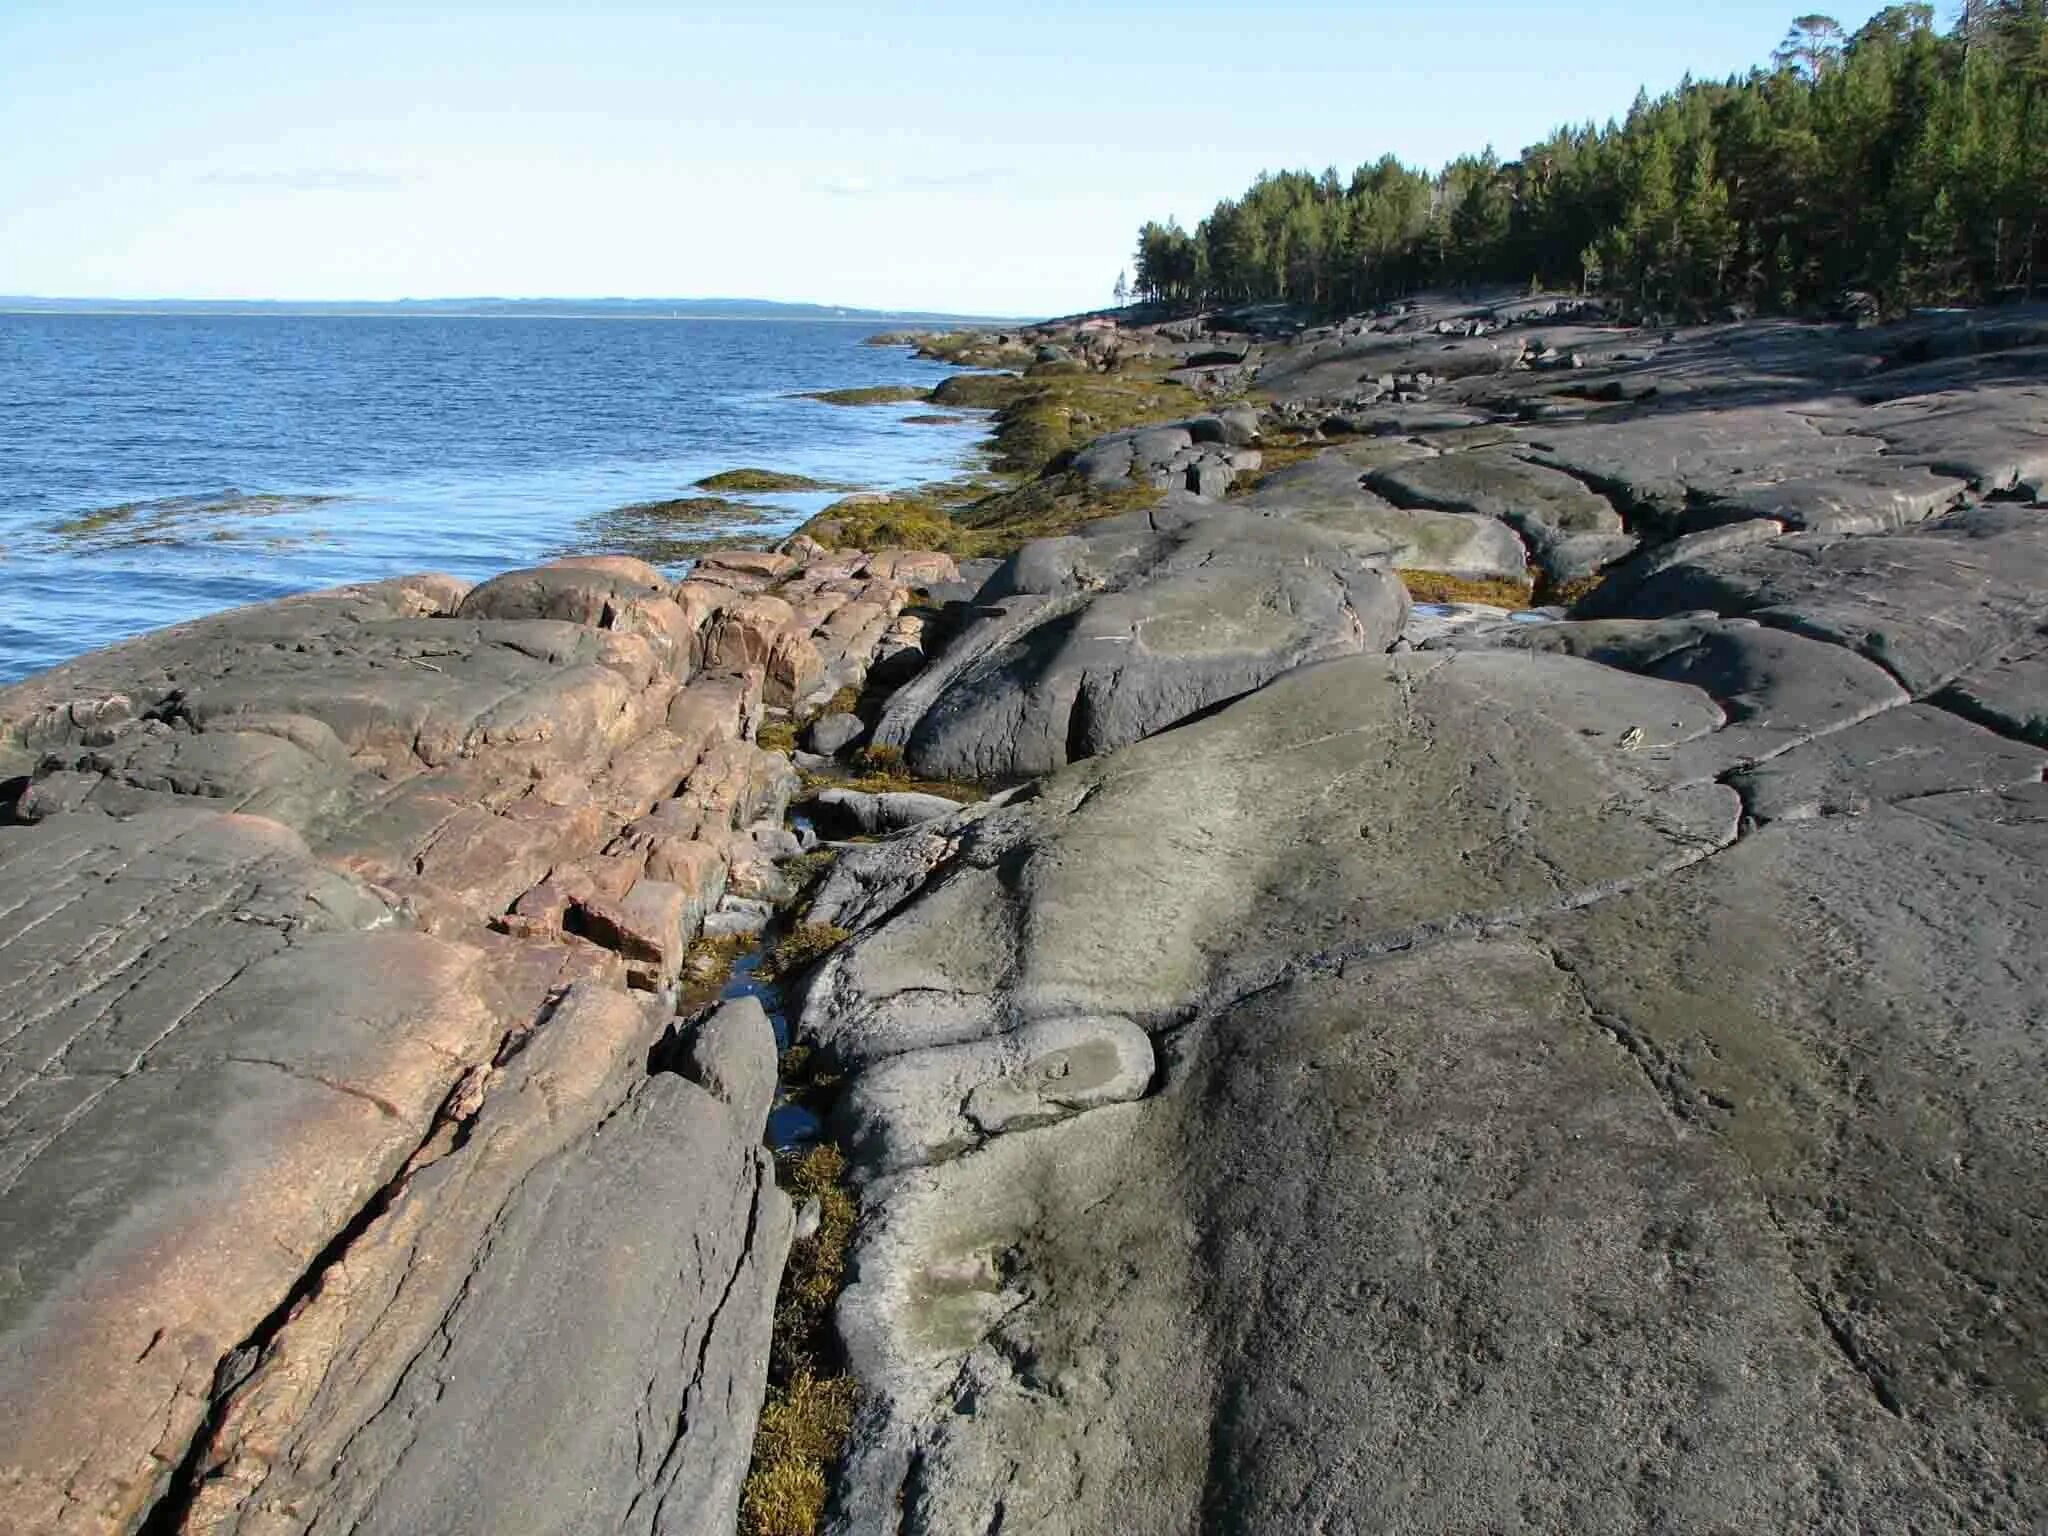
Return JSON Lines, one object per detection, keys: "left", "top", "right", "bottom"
{"left": 0, "top": 1, "right": 1890, "bottom": 317}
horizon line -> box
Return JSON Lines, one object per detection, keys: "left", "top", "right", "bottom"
{"left": 0, "top": 292, "right": 1022, "bottom": 319}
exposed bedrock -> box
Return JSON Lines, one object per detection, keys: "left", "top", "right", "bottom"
{"left": 871, "top": 502, "right": 1409, "bottom": 781}
{"left": 796, "top": 297, "right": 2047, "bottom": 1533}
{"left": 799, "top": 640, "right": 2045, "bottom": 1533}
{"left": 0, "top": 543, "right": 940, "bottom": 1535}
{"left": 5, "top": 295, "right": 2048, "bottom": 1536}
{"left": 793, "top": 295, "right": 2048, "bottom": 1529}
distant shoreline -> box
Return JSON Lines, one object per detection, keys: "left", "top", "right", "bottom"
{"left": 0, "top": 297, "right": 1017, "bottom": 324}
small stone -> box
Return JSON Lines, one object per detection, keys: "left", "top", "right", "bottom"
{"left": 805, "top": 711, "right": 866, "bottom": 757}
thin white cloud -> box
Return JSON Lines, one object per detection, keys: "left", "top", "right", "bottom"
{"left": 815, "top": 168, "right": 1014, "bottom": 198}
{"left": 198, "top": 169, "right": 408, "bottom": 191}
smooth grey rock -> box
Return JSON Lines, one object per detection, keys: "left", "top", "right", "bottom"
{"left": 1186, "top": 459, "right": 1233, "bottom": 498}
{"left": 1726, "top": 702, "right": 2048, "bottom": 822}
{"left": 805, "top": 710, "right": 866, "bottom": 756}
{"left": 682, "top": 993, "right": 781, "bottom": 1132}
{"left": 810, "top": 786, "right": 965, "bottom": 837}
{"left": 1698, "top": 462, "right": 1966, "bottom": 533}
{"left": 1243, "top": 455, "right": 1529, "bottom": 578}
{"left": 1369, "top": 449, "right": 1635, "bottom": 582}
{"left": 833, "top": 1014, "right": 1154, "bottom": 1176}
{"left": 1214, "top": 404, "right": 1262, "bottom": 445}
{"left": 809, "top": 636, "right": 2048, "bottom": 1534}
{"left": 1426, "top": 613, "right": 1911, "bottom": 779}
{"left": 1580, "top": 517, "right": 1785, "bottom": 614}
{"left": 888, "top": 508, "right": 1409, "bottom": 782}
{"left": 806, "top": 651, "right": 1735, "bottom": 1070}
{"left": 1935, "top": 621, "right": 2048, "bottom": 746}
{"left": 1613, "top": 502, "right": 2048, "bottom": 696}
{"left": 700, "top": 908, "right": 768, "bottom": 938}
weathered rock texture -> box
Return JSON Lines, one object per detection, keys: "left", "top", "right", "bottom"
{"left": 0, "top": 544, "right": 933, "bottom": 1535}
{"left": 7, "top": 294, "right": 2048, "bottom": 1536}
{"left": 802, "top": 296, "right": 2048, "bottom": 1533}
{"left": 871, "top": 501, "right": 1408, "bottom": 780}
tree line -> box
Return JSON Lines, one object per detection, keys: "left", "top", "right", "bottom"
{"left": 1131, "top": 6, "right": 2048, "bottom": 317}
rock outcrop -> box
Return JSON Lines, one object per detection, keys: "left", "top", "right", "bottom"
{"left": 804, "top": 296, "right": 2048, "bottom": 1533}
{"left": 7, "top": 295, "right": 2048, "bottom": 1536}
{"left": 871, "top": 501, "right": 1408, "bottom": 780}
{"left": 0, "top": 543, "right": 937, "bottom": 1535}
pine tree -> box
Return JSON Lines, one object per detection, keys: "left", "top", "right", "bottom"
{"left": 1128, "top": 8, "right": 2039, "bottom": 314}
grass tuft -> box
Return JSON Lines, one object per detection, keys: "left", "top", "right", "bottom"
{"left": 1398, "top": 570, "right": 1537, "bottom": 609}
{"left": 1537, "top": 572, "right": 1606, "bottom": 610}
{"left": 756, "top": 720, "right": 800, "bottom": 755}
{"left": 738, "top": 1142, "right": 863, "bottom": 1536}
{"left": 738, "top": 1370, "right": 858, "bottom": 1536}
{"left": 762, "top": 923, "right": 853, "bottom": 981}
{"left": 675, "top": 931, "right": 754, "bottom": 1016}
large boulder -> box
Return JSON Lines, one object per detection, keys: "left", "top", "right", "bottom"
{"left": 872, "top": 504, "right": 1408, "bottom": 781}
{"left": 1369, "top": 448, "right": 1636, "bottom": 583}
{"left": 1242, "top": 452, "right": 1529, "bottom": 579}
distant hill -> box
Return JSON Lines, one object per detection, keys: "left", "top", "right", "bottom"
{"left": 0, "top": 295, "right": 1011, "bottom": 323}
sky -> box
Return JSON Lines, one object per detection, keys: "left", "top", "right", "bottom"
{"left": 0, "top": 1, "right": 1895, "bottom": 318}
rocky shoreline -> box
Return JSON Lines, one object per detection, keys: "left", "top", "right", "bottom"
{"left": 2, "top": 293, "right": 2045, "bottom": 1533}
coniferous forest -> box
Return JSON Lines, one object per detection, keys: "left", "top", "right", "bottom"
{"left": 1132, "top": 5, "right": 2048, "bottom": 316}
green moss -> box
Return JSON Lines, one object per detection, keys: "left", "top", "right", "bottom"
{"left": 798, "top": 744, "right": 988, "bottom": 805}
{"left": 45, "top": 491, "right": 340, "bottom": 550}
{"left": 696, "top": 469, "right": 851, "bottom": 494}
{"left": 794, "top": 363, "right": 1202, "bottom": 561}
{"left": 929, "top": 372, "right": 1033, "bottom": 411}
{"left": 779, "top": 849, "right": 839, "bottom": 899}
{"left": 675, "top": 931, "right": 754, "bottom": 1016}
{"left": 611, "top": 494, "right": 775, "bottom": 521}
{"left": 756, "top": 720, "right": 800, "bottom": 755}
{"left": 1228, "top": 433, "right": 1324, "bottom": 494}
{"left": 561, "top": 492, "right": 785, "bottom": 568}
{"left": 1399, "top": 570, "right": 1537, "bottom": 609}
{"left": 952, "top": 473, "right": 1165, "bottom": 541}
{"left": 773, "top": 1142, "right": 860, "bottom": 1366}
{"left": 978, "top": 364, "right": 1194, "bottom": 478}
{"left": 762, "top": 923, "right": 853, "bottom": 980}
{"left": 738, "top": 1141, "right": 863, "bottom": 1536}
{"left": 910, "top": 330, "right": 1040, "bottom": 369}
{"left": 803, "top": 493, "right": 971, "bottom": 555}
{"left": 796, "top": 385, "right": 932, "bottom": 406}
{"left": 1538, "top": 571, "right": 1606, "bottom": 610}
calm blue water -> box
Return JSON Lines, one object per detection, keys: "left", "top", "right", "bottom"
{"left": 0, "top": 314, "right": 982, "bottom": 680}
